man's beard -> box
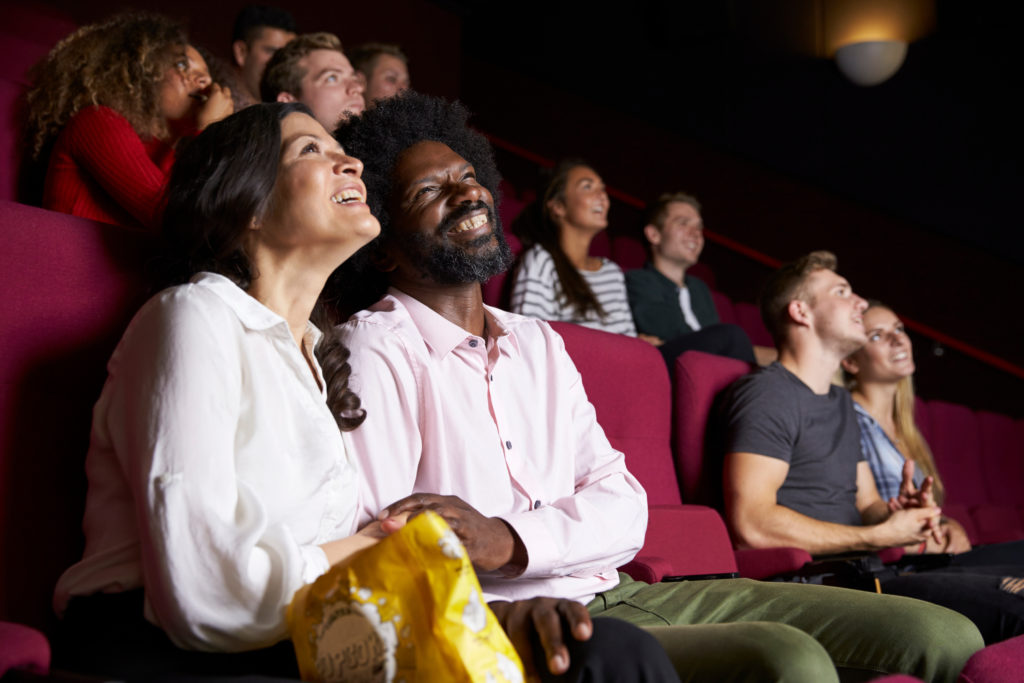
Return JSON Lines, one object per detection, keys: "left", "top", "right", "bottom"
{"left": 397, "top": 202, "right": 514, "bottom": 285}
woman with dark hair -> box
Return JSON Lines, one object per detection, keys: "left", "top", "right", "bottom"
{"left": 24, "top": 12, "right": 233, "bottom": 229}
{"left": 510, "top": 160, "right": 642, "bottom": 338}
{"left": 51, "top": 102, "right": 384, "bottom": 677}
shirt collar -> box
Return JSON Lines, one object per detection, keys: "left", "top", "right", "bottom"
{"left": 389, "top": 287, "right": 517, "bottom": 359}
{"left": 191, "top": 272, "right": 323, "bottom": 348}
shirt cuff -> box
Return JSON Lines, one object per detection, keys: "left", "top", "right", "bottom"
{"left": 500, "top": 509, "right": 560, "bottom": 579}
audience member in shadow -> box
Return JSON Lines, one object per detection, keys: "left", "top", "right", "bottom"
{"left": 350, "top": 42, "right": 411, "bottom": 109}
{"left": 229, "top": 4, "right": 296, "bottom": 108}
{"left": 24, "top": 12, "right": 232, "bottom": 230}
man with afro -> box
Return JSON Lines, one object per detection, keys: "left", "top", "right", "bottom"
{"left": 329, "top": 91, "right": 981, "bottom": 682}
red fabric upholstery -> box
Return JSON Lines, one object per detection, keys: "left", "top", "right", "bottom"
{"left": 710, "top": 290, "right": 737, "bottom": 325}
{"left": 0, "top": 200, "right": 155, "bottom": 630}
{"left": 958, "top": 634, "right": 1024, "bottom": 683}
{"left": 927, "top": 401, "right": 986, "bottom": 507}
{"left": 869, "top": 677, "right": 924, "bottom": 683}
{"left": 551, "top": 322, "right": 742, "bottom": 581}
{"left": 672, "top": 350, "right": 814, "bottom": 578}
{"left": 978, "top": 411, "right": 1024, "bottom": 507}
{"left": 1, "top": 77, "right": 24, "bottom": 201}
{"left": 609, "top": 234, "right": 646, "bottom": 271}
{"left": 733, "top": 301, "right": 773, "bottom": 347}
{"left": 551, "top": 322, "right": 679, "bottom": 505}
{"left": 0, "top": 621, "right": 50, "bottom": 676}
{"left": 687, "top": 263, "right": 716, "bottom": 290}
{"left": 0, "top": 34, "right": 55, "bottom": 86}
{"left": 0, "top": 3, "right": 77, "bottom": 48}
{"left": 672, "top": 350, "right": 751, "bottom": 507}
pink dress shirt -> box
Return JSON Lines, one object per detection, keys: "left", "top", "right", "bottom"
{"left": 339, "top": 289, "right": 647, "bottom": 604}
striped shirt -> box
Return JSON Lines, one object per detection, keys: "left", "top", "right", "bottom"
{"left": 510, "top": 244, "right": 637, "bottom": 336}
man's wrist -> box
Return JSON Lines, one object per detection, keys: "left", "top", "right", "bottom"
{"left": 497, "top": 518, "right": 529, "bottom": 576}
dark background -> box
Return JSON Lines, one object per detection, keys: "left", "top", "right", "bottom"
{"left": 39, "top": 0, "right": 1024, "bottom": 413}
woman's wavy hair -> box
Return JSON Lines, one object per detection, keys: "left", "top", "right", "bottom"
{"left": 161, "top": 102, "right": 365, "bottom": 431}
{"left": 25, "top": 12, "right": 188, "bottom": 159}
{"left": 843, "top": 301, "right": 944, "bottom": 502}
{"left": 514, "top": 159, "right": 605, "bottom": 320}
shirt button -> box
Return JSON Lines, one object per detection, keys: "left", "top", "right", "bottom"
{"left": 489, "top": 374, "right": 494, "bottom": 381}
{"left": 533, "top": 500, "right": 541, "bottom": 509}
{"left": 505, "top": 440, "right": 512, "bottom": 449}
{"left": 468, "top": 339, "right": 479, "bottom": 348}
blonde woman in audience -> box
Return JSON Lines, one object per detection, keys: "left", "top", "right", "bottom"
{"left": 841, "top": 302, "right": 972, "bottom": 553}
{"left": 511, "top": 160, "right": 654, "bottom": 340}
{"left": 24, "top": 12, "right": 232, "bottom": 229}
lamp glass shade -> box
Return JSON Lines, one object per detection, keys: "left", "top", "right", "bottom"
{"left": 835, "top": 40, "right": 908, "bottom": 86}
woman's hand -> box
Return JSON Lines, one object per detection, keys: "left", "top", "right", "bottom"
{"left": 318, "top": 512, "right": 410, "bottom": 567}
{"left": 637, "top": 333, "right": 664, "bottom": 346}
{"left": 196, "top": 84, "right": 234, "bottom": 131}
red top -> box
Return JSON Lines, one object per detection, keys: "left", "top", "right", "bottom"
{"left": 42, "top": 106, "right": 176, "bottom": 230}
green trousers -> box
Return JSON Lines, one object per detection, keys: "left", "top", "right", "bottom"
{"left": 588, "top": 575, "right": 983, "bottom": 683}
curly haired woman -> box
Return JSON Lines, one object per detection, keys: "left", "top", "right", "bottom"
{"left": 24, "top": 12, "right": 233, "bottom": 229}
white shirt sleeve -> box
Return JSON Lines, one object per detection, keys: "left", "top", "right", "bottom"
{"left": 96, "top": 287, "right": 330, "bottom": 651}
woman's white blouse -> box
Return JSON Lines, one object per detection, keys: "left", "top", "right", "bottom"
{"left": 53, "top": 272, "right": 360, "bottom": 652}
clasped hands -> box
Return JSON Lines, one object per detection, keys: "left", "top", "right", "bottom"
{"left": 887, "top": 461, "right": 946, "bottom": 549}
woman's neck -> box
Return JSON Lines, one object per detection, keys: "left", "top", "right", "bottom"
{"left": 851, "top": 381, "right": 899, "bottom": 433}
{"left": 558, "top": 223, "right": 601, "bottom": 271}
{"left": 246, "top": 254, "right": 329, "bottom": 349}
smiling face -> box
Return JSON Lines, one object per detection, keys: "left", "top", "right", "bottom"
{"left": 843, "top": 306, "right": 915, "bottom": 385}
{"left": 550, "top": 165, "right": 609, "bottom": 234}
{"left": 386, "top": 140, "right": 511, "bottom": 285}
{"left": 801, "top": 268, "right": 868, "bottom": 354}
{"left": 294, "top": 49, "right": 365, "bottom": 130}
{"left": 364, "top": 54, "right": 410, "bottom": 106}
{"left": 254, "top": 112, "right": 379, "bottom": 263}
{"left": 648, "top": 200, "right": 704, "bottom": 268}
{"left": 159, "top": 44, "right": 212, "bottom": 127}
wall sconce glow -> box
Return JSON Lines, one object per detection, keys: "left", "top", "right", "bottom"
{"left": 835, "top": 40, "right": 908, "bottom": 86}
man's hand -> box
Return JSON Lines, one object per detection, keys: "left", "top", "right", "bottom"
{"left": 871, "top": 506, "right": 941, "bottom": 548}
{"left": 637, "top": 333, "right": 664, "bottom": 347}
{"left": 488, "top": 598, "right": 592, "bottom": 678}
{"left": 379, "top": 494, "right": 524, "bottom": 572}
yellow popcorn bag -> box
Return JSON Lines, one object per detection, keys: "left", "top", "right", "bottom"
{"left": 288, "top": 511, "right": 525, "bottom": 683}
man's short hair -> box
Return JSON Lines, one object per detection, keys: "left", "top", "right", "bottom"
{"left": 327, "top": 91, "right": 502, "bottom": 313}
{"left": 231, "top": 5, "right": 296, "bottom": 44}
{"left": 260, "top": 32, "right": 341, "bottom": 102}
{"left": 759, "top": 250, "right": 838, "bottom": 345}
{"left": 644, "top": 191, "right": 701, "bottom": 230}
{"left": 348, "top": 42, "right": 408, "bottom": 78}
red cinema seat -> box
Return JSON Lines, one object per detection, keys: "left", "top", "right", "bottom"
{"left": 710, "top": 290, "right": 737, "bottom": 325}
{"left": 551, "top": 322, "right": 739, "bottom": 581}
{"left": 687, "top": 263, "right": 716, "bottom": 290}
{"left": 0, "top": 621, "right": 49, "bottom": 677}
{"left": 0, "top": 200, "right": 155, "bottom": 636}
{"left": 672, "top": 350, "right": 814, "bottom": 579}
{"left": 610, "top": 234, "right": 647, "bottom": 271}
{"left": 1, "top": 77, "right": 25, "bottom": 201}
{"left": 734, "top": 301, "right": 773, "bottom": 347}
{"left": 958, "top": 634, "right": 1024, "bottom": 683}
